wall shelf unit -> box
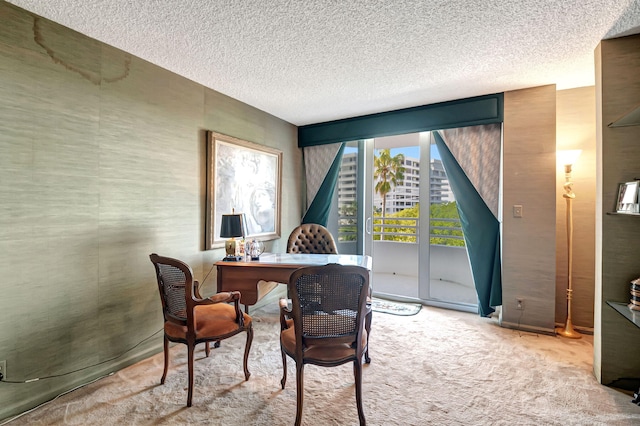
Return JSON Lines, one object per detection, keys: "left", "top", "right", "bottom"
{"left": 596, "top": 33, "right": 640, "bottom": 393}
{"left": 608, "top": 104, "right": 640, "bottom": 127}
{"left": 607, "top": 301, "right": 640, "bottom": 329}
{"left": 606, "top": 212, "right": 640, "bottom": 216}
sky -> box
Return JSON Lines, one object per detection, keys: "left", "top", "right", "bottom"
{"left": 389, "top": 145, "right": 440, "bottom": 160}
{"left": 344, "top": 143, "right": 441, "bottom": 160}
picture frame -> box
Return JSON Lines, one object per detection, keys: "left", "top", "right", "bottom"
{"left": 616, "top": 181, "right": 640, "bottom": 214}
{"left": 206, "top": 131, "right": 282, "bottom": 249}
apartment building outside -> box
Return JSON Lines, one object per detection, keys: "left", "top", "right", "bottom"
{"left": 338, "top": 152, "right": 453, "bottom": 214}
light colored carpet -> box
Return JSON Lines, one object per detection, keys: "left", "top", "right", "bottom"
{"left": 5, "top": 302, "right": 640, "bottom": 425}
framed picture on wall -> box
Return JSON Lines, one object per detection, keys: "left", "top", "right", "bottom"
{"left": 205, "top": 131, "right": 282, "bottom": 250}
{"left": 616, "top": 181, "right": 640, "bottom": 214}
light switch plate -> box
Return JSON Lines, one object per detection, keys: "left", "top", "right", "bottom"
{"left": 513, "top": 205, "right": 523, "bottom": 218}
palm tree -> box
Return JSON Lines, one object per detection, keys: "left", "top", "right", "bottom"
{"left": 373, "top": 149, "right": 405, "bottom": 240}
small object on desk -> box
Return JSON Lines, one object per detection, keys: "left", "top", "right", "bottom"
{"left": 246, "top": 239, "right": 265, "bottom": 261}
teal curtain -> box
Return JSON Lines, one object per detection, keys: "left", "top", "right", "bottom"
{"left": 301, "top": 143, "right": 346, "bottom": 226}
{"left": 434, "top": 132, "right": 502, "bottom": 317}
{"left": 299, "top": 93, "right": 503, "bottom": 147}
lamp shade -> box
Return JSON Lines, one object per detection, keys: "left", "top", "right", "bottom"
{"left": 557, "top": 149, "right": 582, "bottom": 167}
{"left": 220, "top": 213, "right": 247, "bottom": 238}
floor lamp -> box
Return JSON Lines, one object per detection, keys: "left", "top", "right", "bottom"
{"left": 556, "top": 150, "right": 582, "bottom": 339}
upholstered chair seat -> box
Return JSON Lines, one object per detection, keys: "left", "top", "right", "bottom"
{"left": 163, "top": 303, "right": 252, "bottom": 340}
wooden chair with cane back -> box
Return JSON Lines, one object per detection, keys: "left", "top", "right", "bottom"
{"left": 149, "top": 253, "right": 253, "bottom": 407}
{"left": 287, "top": 223, "right": 372, "bottom": 363}
{"left": 279, "top": 263, "right": 370, "bottom": 425}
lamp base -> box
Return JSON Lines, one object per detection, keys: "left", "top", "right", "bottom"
{"left": 222, "top": 255, "right": 243, "bottom": 262}
{"left": 556, "top": 324, "right": 582, "bottom": 339}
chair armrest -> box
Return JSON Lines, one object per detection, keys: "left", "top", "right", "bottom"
{"left": 279, "top": 298, "right": 292, "bottom": 330}
{"left": 217, "top": 291, "right": 244, "bottom": 326}
{"left": 206, "top": 291, "right": 241, "bottom": 304}
{"left": 194, "top": 280, "right": 203, "bottom": 299}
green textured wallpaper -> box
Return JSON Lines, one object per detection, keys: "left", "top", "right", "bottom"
{"left": 0, "top": 2, "right": 300, "bottom": 420}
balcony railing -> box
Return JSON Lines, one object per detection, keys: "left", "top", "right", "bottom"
{"left": 338, "top": 216, "right": 464, "bottom": 246}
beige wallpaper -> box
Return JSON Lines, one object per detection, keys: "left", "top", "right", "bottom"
{"left": 502, "top": 85, "right": 557, "bottom": 333}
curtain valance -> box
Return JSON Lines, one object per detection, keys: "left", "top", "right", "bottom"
{"left": 298, "top": 93, "right": 503, "bottom": 147}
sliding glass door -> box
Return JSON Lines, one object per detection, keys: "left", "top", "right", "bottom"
{"left": 328, "top": 132, "right": 478, "bottom": 312}
{"left": 369, "top": 133, "right": 422, "bottom": 299}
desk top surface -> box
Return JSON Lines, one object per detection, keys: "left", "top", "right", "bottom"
{"left": 216, "top": 253, "right": 372, "bottom": 269}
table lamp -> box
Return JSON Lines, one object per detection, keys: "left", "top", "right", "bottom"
{"left": 220, "top": 212, "right": 247, "bottom": 261}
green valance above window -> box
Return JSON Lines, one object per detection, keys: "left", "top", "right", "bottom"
{"left": 298, "top": 93, "right": 503, "bottom": 147}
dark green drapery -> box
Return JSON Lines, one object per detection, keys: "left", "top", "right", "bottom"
{"left": 301, "top": 143, "right": 346, "bottom": 226}
{"left": 298, "top": 93, "right": 503, "bottom": 147}
{"left": 434, "top": 132, "right": 502, "bottom": 317}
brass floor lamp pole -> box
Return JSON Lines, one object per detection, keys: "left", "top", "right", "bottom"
{"left": 556, "top": 161, "right": 581, "bottom": 339}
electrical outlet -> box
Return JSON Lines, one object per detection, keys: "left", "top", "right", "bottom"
{"left": 0, "top": 360, "right": 6, "bottom": 380}
{"left": 516, "top": 298, "right": 524, "bottom": 310}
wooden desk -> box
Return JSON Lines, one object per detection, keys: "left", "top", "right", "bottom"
{"left": 216, "top": 253, "right": 372, "bottom": 309}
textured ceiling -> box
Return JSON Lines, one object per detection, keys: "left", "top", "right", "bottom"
{"left": 6, "top": 0, "right": 640, "bottom": 126}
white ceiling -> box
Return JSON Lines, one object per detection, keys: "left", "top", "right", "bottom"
{"left": 6, "top": 0, "right": 640, "bottom": 126}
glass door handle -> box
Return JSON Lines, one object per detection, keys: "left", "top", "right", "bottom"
{"left": 366, "top": 217, "right": 372, "bottom": 234}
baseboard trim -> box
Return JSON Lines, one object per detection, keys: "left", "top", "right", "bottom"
{"left": 499, "top": 320, "right": 556, "bottom": 336}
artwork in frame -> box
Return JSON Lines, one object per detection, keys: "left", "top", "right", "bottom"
{"left": 616, "top": 181, "right": 640, "bottom": 214}
{"left": 206, "top": 131, "right": 282, "bottom": 250}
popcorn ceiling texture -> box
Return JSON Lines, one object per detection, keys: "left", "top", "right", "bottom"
{"left": 5, "top": 0, "right": 640, "bottom": 125}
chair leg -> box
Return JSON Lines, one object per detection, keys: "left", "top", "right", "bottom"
{"left": 280, "top": 347, "right": 287, "bottom": 389}
{"left": 295, "top": 363, "right": 304, "bottom": 426}
{"left": 354, "top": 360, "right": 366, "bottom": 425}
{"left": 243, "top": 326, "right": 253, "bottom": 381}
{"left": 364, "top": 309, "right": 372, "bottom": 363}
{"left": 205, "top": 342, "right": 211, "bottom": 357}
{"left": 187, "top": 344, "right": 195, "bottom": 407}
{"left": 161, "top": 336, "right": 169, "bottom": 385}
